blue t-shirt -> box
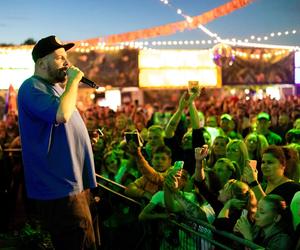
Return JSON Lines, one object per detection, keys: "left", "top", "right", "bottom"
{"left": 18, "top": 76, "right": 97, "bottom": 200}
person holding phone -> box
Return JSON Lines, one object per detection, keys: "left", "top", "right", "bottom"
{"left": 125, "top": 142, "right": 173, "bottom": 201}
{"left": 243, "top": 145, "right": 300, "bottom": 206}
{"left": 244, "top": 132, "right": 269, "bottom": 182}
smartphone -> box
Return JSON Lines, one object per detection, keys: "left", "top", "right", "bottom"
{"left": 124, "top": 131, "right": 143, "bottom": 147}
{"left": 188, "top": 80, "right": 200, "bottom": 95}
{"left": 249, "top": 160, "right": 257, "bottom": 170}
{"left": 173, "top": 161, "right": 184, "bottom": 171}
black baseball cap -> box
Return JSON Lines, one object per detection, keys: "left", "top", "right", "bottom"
{"left": 32, "top": 35, "right": 75, "bottom": 62}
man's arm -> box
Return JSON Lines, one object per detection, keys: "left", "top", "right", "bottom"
{"left": 134, "top": 147, "right": 164, "bottom": 183}
{"left": 125, "top": 177, "right": 152, "bottom": 200}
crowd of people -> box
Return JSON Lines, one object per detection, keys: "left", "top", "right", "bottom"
{"left": 1, "top": 87, "right": 300, "bottom": 249}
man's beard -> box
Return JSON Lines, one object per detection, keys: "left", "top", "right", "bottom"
{"left": 48, "top": 66, "right": 68, "bottom": 84}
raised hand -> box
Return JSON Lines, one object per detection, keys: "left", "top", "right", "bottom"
{"left": 187, "top": 91, "right": 199, "bottom": 104}
{"left": 178, "top": 91, "right": 189, "bottom": 111}
{"left": 164, "top": 170, "right": 180, "bottom": 191}
{"left": 233, "top": 216, "right": 253, "bottom": 240}
{"left": 194, "top": 145, "right": 209, "bottom": 161}
{"left": 227, "top": 198, "right": 246, "bottom": 210}
{"left": 242, "top": 161, "right": 258, "bottom": 184}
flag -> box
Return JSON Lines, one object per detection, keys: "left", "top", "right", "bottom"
{"left": 4, "top": 84, "right": 17, "bottom": 119}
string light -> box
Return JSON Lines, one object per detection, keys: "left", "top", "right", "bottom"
{"left": 157, "top": 0, "right": 299, "bottom": 50}
{"left": 70, "top": 0, "right": 300, "bottom": 53}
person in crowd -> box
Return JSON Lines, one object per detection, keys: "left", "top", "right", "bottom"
{"left": 0, "top": 121, "right": 7, "bottom": 149}
{"left": 194, "top": 147, "right": 257, "bottom": 249}
{"left": 206, "top": 135, "right": 230, "bottom": 168}
{"left": 219, "top": 113, "right": 243, "bottom": 140}
{"left": 226, "top": 139, "right": 249, "bottom": 175}
{"left": 194, "top": 147, "right": 256, "bottom": 232}
{"left": 273, "top": 113, "right": 293, "bottom": 145}
{"left": 213, "top": 178, "right": 257, "bottom": 247}
{"left": 243, "top": 145, "right": 300, "bottom": 206}
{"left": 291, "top": 191, "right": 300, "bottom": 250}
{"left": 142, "top": 125, "right": 166, "bottom": 164}
{"left": 294, "top": 118, "right": 300, "bottom": 130}
{"left": 234, "top": 194, "right": 292, "bottom": 250}
{"left": 205, "top": 115, "right": 223, "bottom": 143}
{"left": 205, "top": 115, "right": 218, "bottom": 128}
{"left": 138, "top": 169, "right": 190, "bottom": 221}
{"left": 163, "top": 167, "right": 214, "bottom": 222}
{"left": 92, "top": 132, "right": 106, "bottom": 173}
{"left": 245, "top": 132, "right": 269, "bottom": 162}
{"left": 244, "top": 132, "right": 269, "bottom": 182}
{"left": 212, "top": 158, "right": 241, "bottom": 188}
{"left": 131, "top": 106, "right": 148, "bottom": 140}
{"left": 102, "top": 149, "right": 139, "bottom": 186}
{"left": 125, "top": 143, "right": 172, "bottom": 202}
{"left": 163, "top": 166, "right": 215, "bottom": 249}
{"left": 164, "top": 91, "right": 205, "bottom": 175}
{"left": 235, "top": 104, "right": 252, "bottom": 138}
{"left": 17, "top": 35, "right": 98, "bottom": 250}
{"left": 281, "top": 146, "right": 300, "bottom": 183}
{"left": 256, "top": 112, "right": 282, "bottom": 145}
{"left": 4, "top": 111, "right": 19, "bottom": 147}
{"left": 286, "top": 128, "right": 300, "bottom": 145}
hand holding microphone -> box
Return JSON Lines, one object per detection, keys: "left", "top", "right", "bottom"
{"left": 67, "top": 66, "right": 84, "bottom": 84}
{"left": 67, "top": 66, "right": 99, "bottom": 89}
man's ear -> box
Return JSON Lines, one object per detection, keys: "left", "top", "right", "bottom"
{"left": 36, "top": 58, "right": 47, "bottom": 70}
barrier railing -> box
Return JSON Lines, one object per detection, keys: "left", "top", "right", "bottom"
{"left": 170, "top": 219, "right": 265, "bottom": 250}
{"left": 95, "top": 173, "right": 265, "bottom": 250}
{"left": 95, "top": 173, "right": 142, "bottom": 206}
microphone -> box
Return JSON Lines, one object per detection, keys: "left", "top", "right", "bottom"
{"left": 81, "top": 77, "right": 99, "bottom": 89}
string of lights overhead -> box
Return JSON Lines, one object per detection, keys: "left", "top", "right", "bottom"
{"left": 158, "top": 0, "right": 299, "bottom": 51}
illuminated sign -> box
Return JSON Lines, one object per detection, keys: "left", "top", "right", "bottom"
{"left": 0, "top": 48, "right": 34, "bottom": 89}
{"left": 138, "top": 49, "right": 220, "bottom": 88}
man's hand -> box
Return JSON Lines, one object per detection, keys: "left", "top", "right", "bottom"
{"left": 67, "top": 66, "right": 84, "bottom": 83}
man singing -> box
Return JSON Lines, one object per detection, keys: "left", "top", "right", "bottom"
{"left": 18, "top": 35, "right": 98, "bottom": 250}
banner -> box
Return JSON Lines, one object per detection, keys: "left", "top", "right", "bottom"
{"left": 76, "top": 0, "right": 256, "bottom": 45}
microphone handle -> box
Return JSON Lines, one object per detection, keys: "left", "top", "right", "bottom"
{"left": 81, "top": 77, "right": 99, "bottom": 89}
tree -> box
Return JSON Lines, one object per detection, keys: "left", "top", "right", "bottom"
{"left": 22, "top": 38, "right": 36, "bottom": 45}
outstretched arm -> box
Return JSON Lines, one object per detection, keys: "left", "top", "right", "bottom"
{"left": 243, "top": 163, "right": 266, "bottom": 201}
{"left": 164, "top": 170, "right": 185, "bottom": 213}
{"left": 188, "top": 92, "right": 201, "bottom": 129}
{"left": 138, "top": 201, "right": 170, "bottom": 221}
{"left": 165, "top": 92, "right": 188, "bottom": 138}
{"left": 194, "top": 146, "right": 209, "bottom": 182}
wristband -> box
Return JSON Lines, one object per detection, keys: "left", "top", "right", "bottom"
{"left": 249, "top": 180, "right": 259, "bottom": 188}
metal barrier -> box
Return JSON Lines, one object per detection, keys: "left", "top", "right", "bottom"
{"left": 95, "top": 173, "right": 265, "bottom": 250}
